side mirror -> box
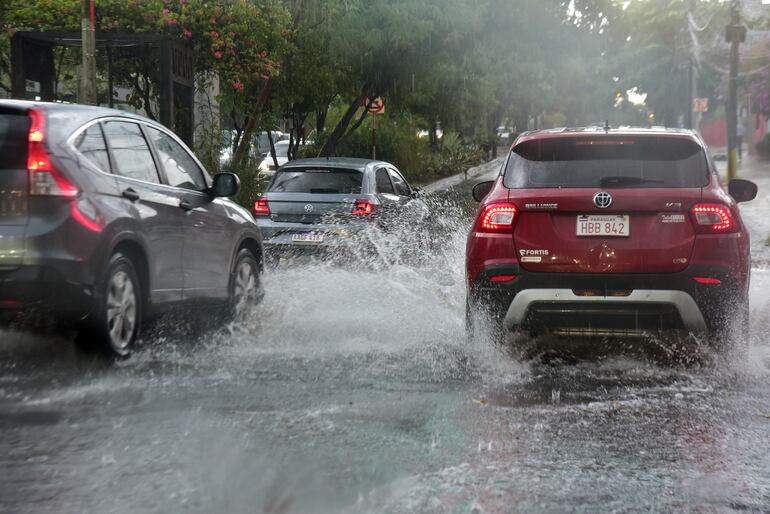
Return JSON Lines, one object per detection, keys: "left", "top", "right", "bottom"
{"left": 472, "top": 180, "right": 494, "bottom": 202}
{"left": 411, "top": 187, "right": 424, "bottom": 199}
{"left": 211, "top": 172, "right": 240, "bottom": 198}
{"left": 728, "top": 178, "right": 757, "bottom": 203}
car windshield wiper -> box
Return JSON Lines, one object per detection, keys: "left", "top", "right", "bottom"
{"left": 599, "top": 176, "right": 664, "bottom": 187}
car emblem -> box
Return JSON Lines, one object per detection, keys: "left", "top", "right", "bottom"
{"left": 593, "top": 192, "right": 613, "bottom": 209}
{"left": 304, "top": 204, "right": 314, "bottom": 213}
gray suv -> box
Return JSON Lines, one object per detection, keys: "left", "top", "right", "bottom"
{"left": 254, "top": 158, "right": 429, "bottom": 258}
{"left": 0, "top": 101, "right": 264, "bottom": 357}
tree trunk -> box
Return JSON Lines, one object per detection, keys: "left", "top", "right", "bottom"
{"left": 232, "top": 80, "right": 273, "bottom": 169}
{"left": 318, "top": 85, "right": 370, "bottom": 157}
{"left": 266, "top": 128, "right": 278, "bottom": 169}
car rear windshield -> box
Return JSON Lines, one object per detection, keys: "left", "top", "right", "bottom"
{"left": 268, "top": 167, "right": 363, "bottom": 194}
{"left": 503, "top": 136, "right": 710, "bottom": 189}
{"left": 0, "top": 113, "right": 30, "bottom": 170}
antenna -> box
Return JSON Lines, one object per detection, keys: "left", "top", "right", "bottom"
{"left": 604, "top": 120, "right": 611, "bottom": 132}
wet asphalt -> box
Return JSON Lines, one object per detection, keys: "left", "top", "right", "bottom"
{"left": 1, "top": 184, "right": 769, "bottom": 514}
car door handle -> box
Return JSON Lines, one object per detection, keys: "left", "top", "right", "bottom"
{"left": 179, "top": 199, "right": 194, "bottom": 211}
{"left": 122, "top": 188, "right": 140, "bottom": 202}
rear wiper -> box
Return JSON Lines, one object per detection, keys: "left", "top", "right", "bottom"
{"left": 599, "top": 176, "right": 664, "bottom": 187}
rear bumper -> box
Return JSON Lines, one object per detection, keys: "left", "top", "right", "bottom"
{"left": 257, "top": 220, "right": 373, "bottom": 251}
{"left": 0, "top": 265, "right": 94, "bottom": 320}
{"left": 470, "top": 264, "right": 744, "bottom": 335}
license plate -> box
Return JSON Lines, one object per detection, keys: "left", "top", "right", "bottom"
{"left": 576, "top": 215, "right": 630, "bottom": 237}
{"left": 291, "top": 232, "right": 324, "bottom": 243}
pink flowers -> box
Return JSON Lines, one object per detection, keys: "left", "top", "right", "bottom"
{"left": 184, "top": 29, "right": 192, "bottom": 38}
{"left": 211, "top": 31, "right": 219, "bottom": 38}
{"left": 233, "top": 79, "right": 245, "bottom": 92}
{"left": 214, "top": 51, "right": 223, "bottom": 60}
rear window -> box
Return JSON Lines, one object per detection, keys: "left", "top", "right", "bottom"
{"left": 504, "top": 136, "right": 710, "bottom": 189}
{"left": 0, "top": 113, "right": 30, "bottom": 170}
{"left": 268, "top": 167, "right": 363, "bottom": 194}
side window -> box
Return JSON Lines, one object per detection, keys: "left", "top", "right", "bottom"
{"left": 74, "top": 123, "right": 110, "bottom": 172}
{"left": 103, "top": 121, "right": 160, "bottom": 183}
{"left": 375, "top": 167, "right": 395, "bottom": 195}
{"left": 388, "top": 168, "right": 410, "bottom": 196}
{"left": 147, "top": 127, "right": 207, "bottom": 191}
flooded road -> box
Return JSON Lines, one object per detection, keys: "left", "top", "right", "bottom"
{"left": 1, "top": 186, "right": 769, "bottom": 513}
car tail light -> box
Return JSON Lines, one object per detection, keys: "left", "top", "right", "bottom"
{"left": 691, "top": 204, "right": 736, "bottom": 233}
{"left": 351, "top": 199, "right": 376, "bottom": 216}
{"left": 254, "top": 198, "right": 270, "bottom": 217}
{"left": 479, "top": 203, "right": 517, "bottom": 231}
{"left": 489, "top": 275, "right": 516, "bottom": 283}
{"left": 27, "top": 109, "right": 78, "bottom": 198}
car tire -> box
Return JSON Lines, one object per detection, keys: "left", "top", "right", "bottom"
{"left": 77, "top": 252, "right": 142, "bottom": 359}
{"left": 229, "top": 249, "right": 264, "bottom": 318}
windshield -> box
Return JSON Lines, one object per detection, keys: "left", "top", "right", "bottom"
{"left": 504, "top": 136, "right": 710, "bottom": 189}
{"left": 268, "top": 167, "right": 363, "bottom": 194}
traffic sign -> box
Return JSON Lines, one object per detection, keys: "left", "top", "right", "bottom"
{"left": 364, "top": 97, "right": 385, "bottom": 115}
{"left": 693, "top": 97, "right": 709, "bottom": 113}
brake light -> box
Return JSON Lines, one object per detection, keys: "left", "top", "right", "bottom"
{"left": 691, "top": 204, "right": 735, "bottom": 233}
{"left": 253, "top": 198, "right": 270, "bottom": 216}
{"left": 27, "top": 110, "right": 78, "bottom": 198}
{"left": 352, "top": 199, "right": 376, "bottom": 216}
{"left": 479, "top": 203, "right": 517, "bottom": 231}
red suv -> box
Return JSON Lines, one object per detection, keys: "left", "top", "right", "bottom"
{"left": 466, "top": 127, "right": 757, "bottom": 353}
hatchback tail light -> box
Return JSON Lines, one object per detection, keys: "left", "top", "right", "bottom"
{"left": 254, "top": 198, "right": 270, "bottom": 217}
{"left": 691, "top": 204, "right": 737, "bottom": 233}
{"left": 478, "top": 203, "right": 518, "bottom": 231}
{"left": 351, "top": 199, "right": 376, "bottom": 216}
{"left": 27, "top": 109, "right": 78, "bottom": 198}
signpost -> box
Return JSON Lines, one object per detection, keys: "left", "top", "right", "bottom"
{"left": 364, "top": 97, "right": 385, "bottom": 159}
{"left": 692, "top": 97, "right": 709, "bottom": 113}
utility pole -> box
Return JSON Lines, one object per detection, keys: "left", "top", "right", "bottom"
{"left": 686, "top": 0, "right": 696, "bottom": 130}
{"left": 726, "top": 0, "right": 745, "bottom": 181}
{"left": 79, "top": 0, "right": 97, "bottom": 105}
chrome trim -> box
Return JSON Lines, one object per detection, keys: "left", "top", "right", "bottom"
{"left": 503, "top": 289, "right": 707, "bottom": 332}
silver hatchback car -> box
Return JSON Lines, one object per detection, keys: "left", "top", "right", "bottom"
{"left": 254, "top": 158, "right": 429, "bottom": 258}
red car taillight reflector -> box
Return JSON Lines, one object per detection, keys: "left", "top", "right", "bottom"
{"left": 254, "top": 198, "right": 270, "bottom": 216}
{"left": 27, "top": 109, "right": 78, "bottom": 198}
{"left": 352, "top": 199, "right": 376, "bottom": 216}
{"left": 480, "top": 203, "right": 517, "bottom": 231}
{"left": 692, "top": 204, "right": 735, "bottom": 233}
{"left": 489, "top": 275, "right": 516, "bottom": 283}
{"left": 693, "top": 277, "right": 722, "bottom": 285}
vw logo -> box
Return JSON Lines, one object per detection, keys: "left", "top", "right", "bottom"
{"left": 593, "top": 192, "right": 613, "bottom": 209}
{"left": 304, "top": 204, "right": 314, "bottom": 213}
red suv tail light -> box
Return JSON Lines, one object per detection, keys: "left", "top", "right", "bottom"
{"left": 479, "top": 203, "right": 518, "bottom": 231}
{"left": 27, "top": 109, "right": 78, "bottom": 198}
{"left": 253, "top": 198, "right": 270, "bottom": 217}
{"left": 351, "top": 199, "right": 376, "bottom": 216}
{"left": 691, "top": 204, "right": 737, "bottom": 233}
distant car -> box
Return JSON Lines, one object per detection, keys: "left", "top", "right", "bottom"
{"left": 257, "top": 140, "right": 291, "bottom": 179}
{"left": 0, "top": 100, "right": 265, "bottom": 357}
{"left": 466, "top": 126, "right": 757, "bottom": 355}
{"left": 254, "top": 157, "right": 429, "bottom": 258}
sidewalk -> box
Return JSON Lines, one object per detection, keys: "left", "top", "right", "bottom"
{"left": 422, "top": 156, "right": 505, "bottom": 194}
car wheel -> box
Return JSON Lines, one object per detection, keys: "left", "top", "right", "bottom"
{"left": 229, "top": 249, "right": 264, "bottom": 318}
{"left": 78, "top": 253, "right": 142, "bottom": 358}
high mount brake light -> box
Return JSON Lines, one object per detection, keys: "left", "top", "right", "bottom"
{"left": 352, "top": 199, "right": 376, "bottom": 216}
{"left": 691, "top": 204, "right": 735, "bottom": 233}
{"left": 27, "top": 109, "right": 78, "bottom": 198}
{"left": 253, "top": 198, "right": 270, "bottom": 216}
{"left": 479, "top": 203, "right": 518, "bottom": 231}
